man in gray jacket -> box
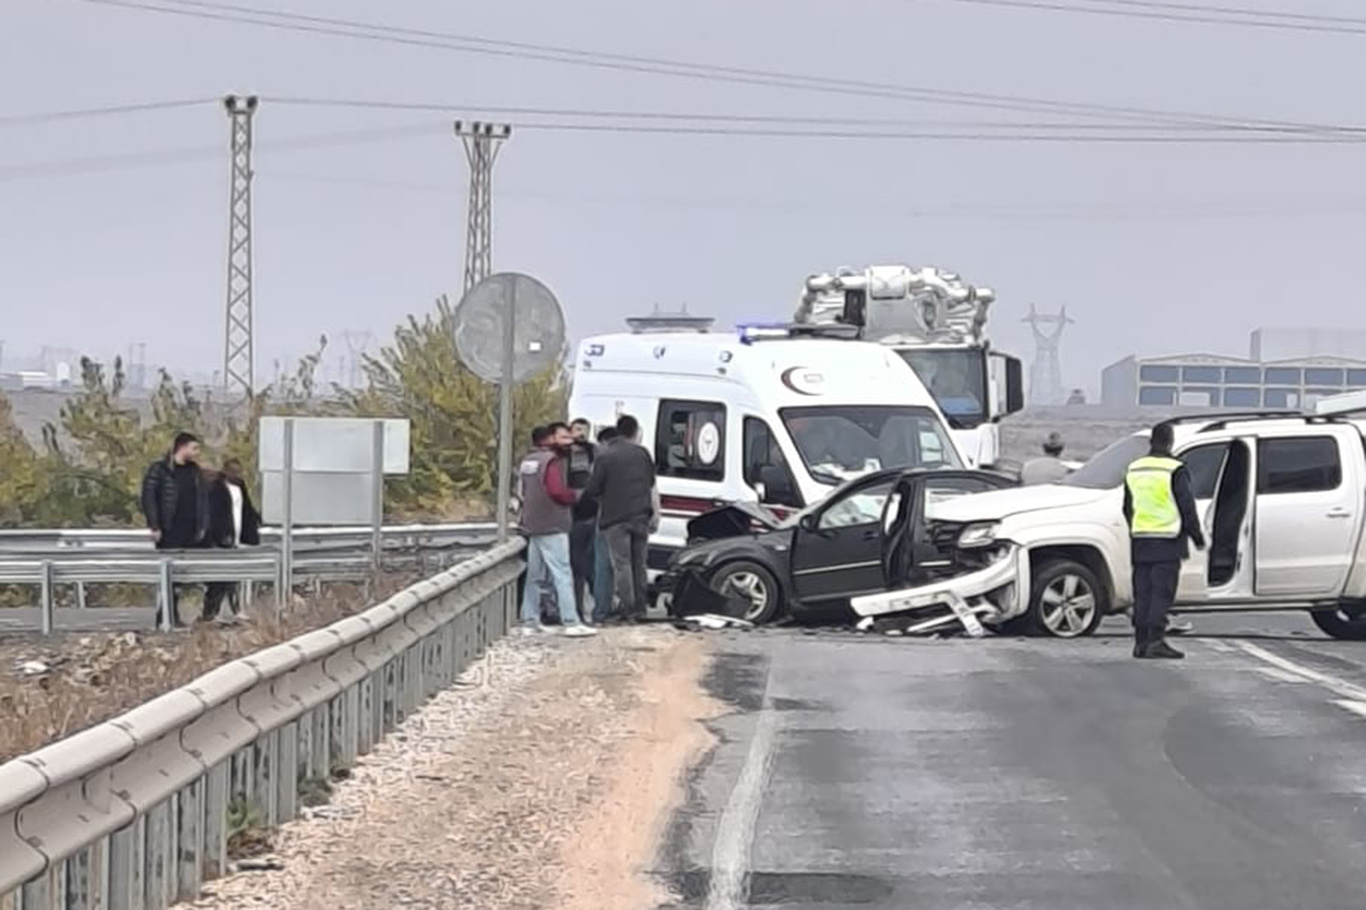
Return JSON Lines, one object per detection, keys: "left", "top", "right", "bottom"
{"left": 517, "top": 423, "right": 597, "bottom": 638}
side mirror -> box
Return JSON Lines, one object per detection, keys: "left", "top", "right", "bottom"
{"left": 798, "top": 513, "right": 818, "bottom": 532}
{"left": 754, "top": 481, "right": 768, "bottom": 502}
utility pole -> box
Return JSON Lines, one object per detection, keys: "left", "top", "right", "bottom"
{"left": 223, "top": 95, "right": 259, "bottom": 400}
{"left": 454, "top": 121, "right": 512, "bottom": 294}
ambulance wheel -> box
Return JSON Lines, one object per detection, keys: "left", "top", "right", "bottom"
{"left": 1311, "top": 604, "right": 1366, "bottom": 641}
{"left": 710, "top": 561, "right": 783, "bottom": 625}
{"left": 1028, "top": 559, "right": 1105, "bottom": 638}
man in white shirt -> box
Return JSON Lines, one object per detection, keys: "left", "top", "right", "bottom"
{"left": 206, "top": 459, "right": 262, "bottom": 624}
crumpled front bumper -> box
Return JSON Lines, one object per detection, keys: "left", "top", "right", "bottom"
{"left": 849, "top": 544, "right": 1028, "bottom": 625}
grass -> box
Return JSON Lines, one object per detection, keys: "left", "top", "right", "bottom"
{"left": 0, "top": 573, "right": 420, "bottom": 764}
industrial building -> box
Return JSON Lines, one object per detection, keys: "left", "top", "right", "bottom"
{"left": 1102, "top": 327, "right": 1366, "bottom": 410}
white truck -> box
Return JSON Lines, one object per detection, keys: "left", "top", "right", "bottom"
{"left": 796, "top": 265, "right": 1025, "bottom": 468}
{"left": 851, "top": 410, "right": 1366, "bottom": 640}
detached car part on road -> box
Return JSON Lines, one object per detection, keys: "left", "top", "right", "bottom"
{"left": 854, "top": 410, "right": 1366, "bottom": 640}
{"left": 656, "top": 468, "right": 1016, "bottom": 626}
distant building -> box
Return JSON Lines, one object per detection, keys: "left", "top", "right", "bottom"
{"left": 1102, "top": 353, "right": 1366, "bottom": 410}
{"left": 1251, "top": 327, "right": 1366, "bottom": 362}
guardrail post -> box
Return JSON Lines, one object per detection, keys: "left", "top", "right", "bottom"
{"left": 253, "top": 731, "right": 280, "bottom": 827}
{"left": 157, "top": 561, "right": 173, "bottom": 633}
{"left": 108, "top": 817, "right": 145, "bottom": 910}
{"left": 201, "top": 762, "right": 229, "bottom": 882}
{"left": 75, "top": 581, "right": 88, "bottom": 612}
{"left": 144, "top": 799, "right": 173, "bottom": 910}
{"left": 276, "top": 725, "right": 298, "bottom": 823}
{"left": 40, "top": 560, "right": 54, "bottom": 635}
{"left": 175, "top": 780, "right": 203, "bottom": 901}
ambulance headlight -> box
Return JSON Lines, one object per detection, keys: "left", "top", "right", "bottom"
{"left": 956, "top": 522, "right": 1000, "bottom": 549}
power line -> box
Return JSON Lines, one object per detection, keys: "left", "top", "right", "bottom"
{"left": 270, "top": 96, "right": 1365, "bottom": 135}
{"left": 936, "top": 0, "right": 1366, "bottom": 35}
{"left": 75, "top": 0, "right": 1357, "bottom": 134}
{"left": 0, "top": 98, "right": 213, "bottom": 127}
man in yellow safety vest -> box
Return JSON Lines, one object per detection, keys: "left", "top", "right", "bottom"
{"left": 1122, "top": 422, "right": 1205, "bottom": 660}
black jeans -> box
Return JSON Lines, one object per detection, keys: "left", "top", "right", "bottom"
{"left": 203, "top": 582, "right": 240, "bottom": 620}
{"left": 603, "top": 515, "right": 651, "bottom": 618}
{"left": 1132, "top": 560, "right": 1180, "bottom": 639}
{"left": 569, "top": 518, "right": 597, "bottom": 617}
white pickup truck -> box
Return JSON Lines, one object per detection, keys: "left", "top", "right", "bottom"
{"left": 851, "top": 411, "right": 1366, "bottom": 640}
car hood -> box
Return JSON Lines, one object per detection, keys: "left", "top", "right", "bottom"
{"left": 686, "top": 503, "right": 784, "bottom": 541}
{"left": 928, "top": 483, "right": 1112, "bottom": 523}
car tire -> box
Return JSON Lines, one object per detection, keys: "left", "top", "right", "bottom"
{"left": 1027, "top": 559, "right": 1106, "bottom": 638}
{"left": 709, "top": 561, "right": 783, "bottom": 625}
{"left": 1310, "top": 605, "right": 1366, "bottom": 640}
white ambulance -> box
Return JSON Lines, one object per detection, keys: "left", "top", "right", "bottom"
{"left": 567, "top": 317, "right": 967, "bottom": 574}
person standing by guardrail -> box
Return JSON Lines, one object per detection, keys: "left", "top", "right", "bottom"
{"left": 590, "top": 426, "right": 620, "bottom": 621}
{"left": 140, "top": 432, "right": 210, "bottom": 628}
{"left": 517, "top": 423, "right": 597, "bottom": 638}
{"left": 205, "top": 457, "right": 262, "bottom": 625}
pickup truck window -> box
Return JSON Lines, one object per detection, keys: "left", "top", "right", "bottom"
{"left": 1257, "top": 437, "right": 1342, "bottom": 494}
{"left": 1182, "top": 443, "right": 1231, "bottom": 498}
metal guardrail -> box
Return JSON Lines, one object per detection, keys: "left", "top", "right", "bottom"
{"left": 0, "top": 539, "right": 526, "bottom": 909}
{"left": 0, "top": 523, "right": 498, "bottom": 554}
{"left": 0, "top": 523, "right": 501, "bottom": 635}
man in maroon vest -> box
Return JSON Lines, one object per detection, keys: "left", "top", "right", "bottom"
{"left": 517, "top": 422, "right": 598, "bottom": 638}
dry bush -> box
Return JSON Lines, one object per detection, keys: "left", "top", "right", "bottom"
{"left": 0, "top": 574, "right": 419, "bottom": 763}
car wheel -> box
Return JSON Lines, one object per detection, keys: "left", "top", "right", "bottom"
{"left": 1310, "top": 605, "right": 1366, "bottom": 640}
{"left": 1028, "top": 559, "right": 1106, "bottom": 638}
{"left": 710, "top": 561, "right": 783, "bottom": 625}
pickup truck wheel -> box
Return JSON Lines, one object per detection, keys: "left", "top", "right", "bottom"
{"left": 1310, "top": 605, "right": 1366, "bottom": 641}
{"left": 1028, "top": 560, "right": 1106, "bottom": 638}
{"left": 710, "top": 561, "right": 783, "bottom": 625}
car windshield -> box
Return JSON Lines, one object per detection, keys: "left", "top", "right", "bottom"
{"left": 1063, "top": 433, "right": 1150, "bottom": 489}
{"left": 780, "top": 405, "right": 961, "bottom": 486}
{"left": 896, "top": 349, "right": 987, "bottom": 429}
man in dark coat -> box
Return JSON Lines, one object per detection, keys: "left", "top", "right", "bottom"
{"left": 566, "top": 418, "right": 599, "bottom": 620}
{"left": 140, "top": 432, "right": 210, "bottom": 627}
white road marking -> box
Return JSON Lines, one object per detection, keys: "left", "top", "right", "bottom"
{"left": 706, "top": 707, "right": 779, "bottom": 910}
{"left": 1332, "top": 699, "right": 1366, "bottom": 720}
{"left": 1235, "top": 641, "right": 1366, "bottom": 703}
{"left": 1255, "top": 667, "right": 1308, "bottom": 685}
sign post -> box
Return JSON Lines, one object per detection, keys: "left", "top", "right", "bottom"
{"left": 279, "top": 418, "right": 295, "bottom": 612}
{"left": 371, "top": 419, "right": 385, "bottom": 570}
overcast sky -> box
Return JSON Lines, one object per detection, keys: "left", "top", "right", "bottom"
{"left": 3, "top": 0, "right": 1364, "bottom": 394}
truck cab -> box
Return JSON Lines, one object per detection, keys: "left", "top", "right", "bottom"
{"left": 798, "top": 265, "right": 1026, "bottom": 469}
{"left": 852, "top": 412, "right": 1366, "bottom": 640}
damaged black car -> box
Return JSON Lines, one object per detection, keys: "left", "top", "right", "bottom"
{"left": 657, "top": 467, "right": 1016, "bottom": 624}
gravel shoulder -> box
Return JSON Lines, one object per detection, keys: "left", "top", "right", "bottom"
{"left": 189, "top": 626, "right": 717, "bottom": 910}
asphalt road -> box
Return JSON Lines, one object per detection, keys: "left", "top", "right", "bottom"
{"left": 664, "top": 612, "right": 1366, "bottom": 909}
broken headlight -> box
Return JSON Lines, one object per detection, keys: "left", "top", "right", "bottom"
{"left": 956, "top": 522, "right": 1000, "bottom": 549}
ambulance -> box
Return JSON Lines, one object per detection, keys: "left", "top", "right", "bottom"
{"left": 567, "top": 315, "right": 968, "bottom": 574}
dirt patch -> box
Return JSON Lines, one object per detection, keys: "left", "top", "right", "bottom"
{"left": 189, "top": 627, "right": 717, "bottom": 910}
{"left": 554, "top": 633, "right": 720, "bottom": 910}
{"left": 0, "top": 577, "right": 416, "bottom": 763}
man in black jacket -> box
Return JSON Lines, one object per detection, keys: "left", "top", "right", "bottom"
{"left": 583, "top": 415, "right": 659, "bottom": 622}
{"left": 141, "top": 432, "right": 210, "bottom": 627}
{"left": 205, "top": 458, "right": 262, "bottom": 623}
{"left": 566, "top": 418, "right": 599, "bottom": 621}
{"left": 1122, "top": 422, "right": 1205, "bottom": 660}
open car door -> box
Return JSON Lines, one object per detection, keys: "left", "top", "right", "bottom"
{"left": 881, "top": 470, "right": 1017, "bottom": 589}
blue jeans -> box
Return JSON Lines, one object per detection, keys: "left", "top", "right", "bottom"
{"left": 592, "top": 529, "right": 615, "bottom": 622}
{"left": 521, "top": 533, "right": 581, "bottom": 627}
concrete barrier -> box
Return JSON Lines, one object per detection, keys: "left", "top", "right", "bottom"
{"left": 0, "top": 539, "right": 525, "bottom": 909}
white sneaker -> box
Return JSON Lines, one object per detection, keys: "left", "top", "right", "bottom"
{"left": 516, "top": 624, "right": 544, "bottom": 637}
{"left": 563, "top": 624, "right": 599, "bottom": 638}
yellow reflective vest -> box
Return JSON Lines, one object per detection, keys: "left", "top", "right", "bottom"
{"left": 1125, "top": 456, "right": 1182, "bottom": 539}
